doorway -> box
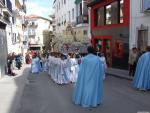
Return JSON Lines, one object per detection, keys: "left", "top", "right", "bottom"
{"left": 137, "top": 30, "right": 148, "bottom": 52}
{"left": 95, "top": 36, "right": 112, "bottom": 67}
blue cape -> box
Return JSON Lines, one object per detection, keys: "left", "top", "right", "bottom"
{"left": 73, "top": 54, "right": 104, "bottom": 107}
{"left": 133, "top": 52, "right": 150, "bottom": 90}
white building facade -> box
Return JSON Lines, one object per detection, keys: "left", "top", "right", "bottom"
{"left": 0, "top": 0, "right": 13, "bottom": 78}
{"left": 6, "top": 0, "right": 27, "bottom": 54}
{"left": 130, "top": 0, "right": 150, "bottom": 51}
{"left": 53, "top": 0, "right": 90, "bottom": 53}
{"left": 74, "top": 0, "right": 90, "bottom": 42}
{"left": 25, "top": 15, "right": 51, "bottom": 51}
{"left": 53, "top": 0, "right": 76, "bottom": 37}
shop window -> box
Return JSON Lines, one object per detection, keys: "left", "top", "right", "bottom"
{"left": 96, "top": 7, "right": 104, "bottom": 26}
{"left": 114, "top": 40, "right": 124, "bottom": 58}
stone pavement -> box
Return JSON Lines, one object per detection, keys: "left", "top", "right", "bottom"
{"left": 0, "top": 65, "right": 30, "bottom": 113}
{"left": 106, "top": 68, "right": 133, "bottom": 80}
{"left": 16, "top": 71, "right": 150, "bottom": 113}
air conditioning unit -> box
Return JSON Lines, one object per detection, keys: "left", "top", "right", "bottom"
{"left": 142, "top": 0, "right": 150, "bottom": 12}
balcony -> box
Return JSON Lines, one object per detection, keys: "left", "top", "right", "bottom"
{"left": 76, "top": 15, "right": 88, "bottom": 25}
{"left": 28, "top": 31, "right": 36, "bottom": 36}
{"left": 28, "top": 22, "right": 38, "bottom": 28}
{"left": 2, "top": 0, "right": 12, "bottom": 16}
{"left": 0, "top": 0, "right": 5, "bottom": 7}
{"left": 3, "top": 13, "right": 11, "bottom": 24}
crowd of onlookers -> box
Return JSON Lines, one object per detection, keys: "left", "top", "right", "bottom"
{"left": 7, "top": 52, "right": 22, "bottom": 76}
{"left": 128, "top": 47, "right": 146, "bottom": 77}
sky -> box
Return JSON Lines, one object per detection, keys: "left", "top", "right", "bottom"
{"left": 26, "top": 0, "right": 54, "bottom": 19}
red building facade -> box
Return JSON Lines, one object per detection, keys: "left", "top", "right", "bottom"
{"left": 87, "top": 0, "right": 130, "bottom": 69}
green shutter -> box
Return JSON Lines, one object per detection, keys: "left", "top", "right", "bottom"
{"left": 75, "top": 0, "right": 82, "bottom": 4}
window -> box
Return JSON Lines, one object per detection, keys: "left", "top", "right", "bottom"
{"left": 96, "top": 7, "right": 104, "bottom": 26}
{"left": 64, "top": 14, "right": 66, "bottom": 25}
{"left": 80, "top": 2, "right": 82, "bottom": 15}
{"left": 106, "top": 5, "right": 111, "bottom": 25}
{"left": 95, "top": 0, "right": 123, "bottom": 26}
{"left": 59, "top": 2, "right": 60, "bottom": 10}
{"left": 68, "top": 11, "right": 71, "bottom": 21}
{"left": 12, "top": 33, "right": 17, "bottom": 44}
{"left": 142, "top": 0, "right": 150, "bottom": 12}
{"left": 62, "top": 0, "right": 63, "bottom": 6}
{"left": 111, "top": 1, "right": 118, "bottom": 24}
{"left": 106, "top": 1, "right": 118, "bottom": 25}
{"left": 62, "top": 16, "right": 63, "bottom": 25}
{"left": 83, "top": 30, "right": 87, "bottom": 35}
{"left": 83, "top": 1, "right": 88, "bottom": 15}
{"left": 120, "top": 0, "right": 124, "bottom": 23}
{"left": 57, "top": 4, "right": 58, "bottom": 11}
{"left": 72, "top": 8, "right": 74, "bottom": 20}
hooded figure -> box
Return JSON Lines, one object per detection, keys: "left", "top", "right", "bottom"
{"left": 73, "top": 46, "right": 104, "bottom": 107}
{"left": 133, "top": 46, "right": 150, "bottom": 90}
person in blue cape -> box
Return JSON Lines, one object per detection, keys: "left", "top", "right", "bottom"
{"left": 31, "top": 52, "right": 41, "bottom": 74}
{"left": 73, "top": 46, "right": 104, "bottom": 108}
{"left": 133, "top": 46, "right": 150, "bottom": 90}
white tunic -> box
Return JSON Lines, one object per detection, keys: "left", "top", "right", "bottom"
{"left": 70, "top": 58, "right": 79, "bottom": 83}
{"left": 100, "top": 56, "right": 107, "bottom": 80}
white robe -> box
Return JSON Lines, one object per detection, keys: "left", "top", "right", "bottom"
{"left": 31, "top": 57, "right": 40, "bottom": 73}
{"left": 100, "top": 56, "right": 107, "bottom": 80}
{"left": 70, "top": 58, "right": 79, "bottom": 83}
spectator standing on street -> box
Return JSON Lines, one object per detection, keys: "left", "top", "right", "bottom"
{"left": 128, "top": 47, "right": 138, "bottom": 76}
{"left": 7, "top": 53, "right": 16, "bottom": 76}
{"left": 73, "top": 46, "right": 104, "bottom": 107}
{"left": 25, "top": 53, "right": 31, "bottom": 64}
{"left": 133, "top": 46, "right": 150, "bottom": 91}
{"left": 15, "top": 54, "right": 22, "bottom": 70}
{"left": 100, "top": 53, "right": 107, "bottom": 80}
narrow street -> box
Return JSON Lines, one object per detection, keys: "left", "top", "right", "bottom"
{"left": 15, "top": 71, "right": 150, "bottom": 113}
